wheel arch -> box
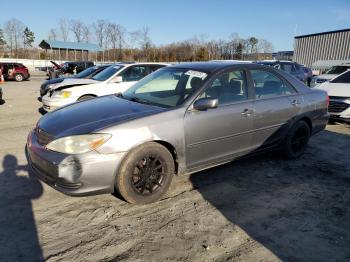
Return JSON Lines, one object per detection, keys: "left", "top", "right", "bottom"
{"left": 153, "top": 140, "right": 179, "bottom": 175}
{"left": 78, "top": 94, "right": 97, "bottom": 100}
{"left": 299, "top": 116, "right": 312, "bottom": 133}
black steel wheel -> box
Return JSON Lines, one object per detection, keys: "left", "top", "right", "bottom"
{"left": 283, "top": 120, "right": 310, "bottom": 159}
{"left": 131, "top": 155, "right": 167, "bottom": 195}
{"left": 116, "top": 142, "right": 174, "bottom": 204}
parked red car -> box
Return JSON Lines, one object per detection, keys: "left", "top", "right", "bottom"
{"left": 0, "top": 62, "right": 30, "bottom": 82}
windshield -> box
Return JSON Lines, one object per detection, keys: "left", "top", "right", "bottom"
{"left": 122, "top": 68, "right": 208, "bottom": 108}
{"left": 326, "top": 66, "right": 350, "bottom": 74}
{"left": 330, "top": 70, "right": 350, "bottom": 84}
{"left": 92, "top": 65, "right": 123, "bottom": 81}
{"left": 75, "top": 67, "right": 97, "bottom": 78}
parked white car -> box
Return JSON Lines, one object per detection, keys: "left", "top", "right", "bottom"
{"left": 311, "top": 64, "right": 350, "bottom": 87}
{"left": 316, "top": 70, "right": 350, "bottom": 122}
{"left": 42, "top": 63, "right": 168, "bottom": 112}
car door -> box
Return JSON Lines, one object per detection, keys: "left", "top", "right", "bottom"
{"left": 106, "top": 65, "right": 148, "bottom": 95}
{"left": 184, "top": 68, "right": 254, "bottom": 169}
{"left": 248, "top": 68, "right": 301, "bottom": 149}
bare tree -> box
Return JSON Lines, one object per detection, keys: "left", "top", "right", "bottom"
{"left": 82, "top": 24, "right": 91, "bottom": 43}
{"left": 93, "top": 19, "right": 107, "bottom": 47}
{"left": 48, "top": 28, "right": 57, "bottom": 41}
{"left": 106, "top": 23, "right": 126, "bottom": 60}
{"left": 4, "top": 18, "right": 25, "bottom": 57}
{"left": 257, "top": 39, "right": 274, "bottom": 53}
{"left": 139, "top": 26, "right": 152, "bottom": 51}
{"left": 59, "top": 18, "right": 70, "bottom": 41}
{"left": 70, "top": 19, "right": 84, "bottom": 42}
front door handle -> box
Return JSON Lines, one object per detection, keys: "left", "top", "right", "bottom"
{"left": 241, "top": 108, "right": 253, "bottom": 117}
{"left": 291, "top": 99, "right": 300, "bottom": 106}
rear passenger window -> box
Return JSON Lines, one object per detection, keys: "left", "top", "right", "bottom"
{"left": 199, "top": 70, "right": 247, "bottom": 105}
{"left": 250, "top": 69, "right": 296, "bottom": 99}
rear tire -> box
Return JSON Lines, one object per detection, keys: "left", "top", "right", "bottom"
{"left": 283, "top": 120, "right": 310, "bottom": 159}
{"left": 15, "top": 73, "right": 24, "bottom": 82}
{"left": 116, "top": 142, "right": 175, "bottom": 204}
{"left": 78, "top": 95, "right": 95, "bottom": 101}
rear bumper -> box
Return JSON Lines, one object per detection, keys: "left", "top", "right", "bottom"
{"left": 26, "top": 130, "right": 126, "bottom": 196}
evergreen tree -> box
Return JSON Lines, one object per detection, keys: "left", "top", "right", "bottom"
{"left": 23, "top": 27, "right": 35, "bottom": 48}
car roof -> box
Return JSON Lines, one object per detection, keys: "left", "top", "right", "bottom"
{"left": 167, "top": 61, "right": 256, "bottom": 74}
{"left": 118, "top": 62, "right": 169, "bottom": 66}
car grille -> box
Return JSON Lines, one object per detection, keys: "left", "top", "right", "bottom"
{"left": 328, "top": 98, "right": 350, "bottom": 113}
{"left": 35, "top": 128, "right": 54, "bottom": 146}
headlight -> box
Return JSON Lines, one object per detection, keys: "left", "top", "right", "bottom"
{"left": 46, "top": 134, "right": 112, "bottom": 154}
{"left": 53, "top": 90, "right": 72, "bottom": 98}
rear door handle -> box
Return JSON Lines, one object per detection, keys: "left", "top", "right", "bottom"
{"left": 241, "top": 108, "right": 253, "bottom": 117}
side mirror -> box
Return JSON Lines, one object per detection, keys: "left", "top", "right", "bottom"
{"left": 193, "top": 98, "right": 218, "bottom": 111}
{"left": 111, "top": 76, "right": 123, "bottom": 83}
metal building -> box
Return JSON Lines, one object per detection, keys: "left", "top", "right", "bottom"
{"left": 39, "top": 40, "right": 103, "bottom": 61}
{"left": 293, "top": 28, "right": 350, "bottom": 67}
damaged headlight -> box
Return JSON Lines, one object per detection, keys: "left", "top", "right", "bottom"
{"left": 46, "top": 134, "right": 112, "bottom": 154}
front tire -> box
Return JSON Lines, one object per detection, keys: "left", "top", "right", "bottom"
{"left": 283, "top": 120, "right": 310, "bottom": 159}
{"left": 116, "top": 142, "right": 175, "bottom": 204}
{"left": 15, "top": 73, "right": 24, "bottom": 82}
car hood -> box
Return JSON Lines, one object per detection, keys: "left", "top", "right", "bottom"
{"left": 50, "top": 60, "right": 61, "bottom": 69}
{"left": 314, "top": 74, "right": 338, "bottom": 80}
{"left": 42, "top": 77, "right": 66, "bottom": 87}
{"left": 51, "top": 78, "right": 99, "bottom": 91}
{"left": 38, "top": 95, "right": 164, "bottom": 137}
{"left": 316, "top": 82, "right": 350, "bottom": 97}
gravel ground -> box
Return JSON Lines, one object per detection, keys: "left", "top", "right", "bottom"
{"left": 0, "top": 78, "right": 349, "bottom": 262}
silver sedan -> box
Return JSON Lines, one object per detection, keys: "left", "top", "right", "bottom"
{"left": 26, "top": 62, "right": 329, "bottom": 204}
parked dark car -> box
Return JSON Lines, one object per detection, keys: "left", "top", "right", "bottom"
{"left": 0, "top": 62, "right": 30, "bottom": 82}
{"left": 256, "top": 60, "right": 309, "bottom": 84}
{"left": 48, "top": 61, "right": 95, "bottom": 79}
{"left": 40, "top": 65, "right": 110, "bottom": 97}
{"left": 27, "top": 62, "right": 329, "bottom": 204}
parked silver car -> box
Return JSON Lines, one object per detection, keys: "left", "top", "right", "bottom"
{"left": 26, "top": 62, "right": 329, "bottom": 204}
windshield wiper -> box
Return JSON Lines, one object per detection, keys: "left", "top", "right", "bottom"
{"left": 128, "top": 96, "right": 154, "bottom": 105}
{"left": 115, "top": 92, "right": 124, "bottom": 98}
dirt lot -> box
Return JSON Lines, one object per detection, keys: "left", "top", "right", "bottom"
{"left": 0, "top": 78, "right": 350, "bottom": 262}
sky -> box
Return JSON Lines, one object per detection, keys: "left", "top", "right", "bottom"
{"left": 0, "top": 0, "right": 350, "bottom": 51}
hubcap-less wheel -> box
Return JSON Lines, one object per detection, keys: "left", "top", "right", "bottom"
{"left": 290, "top": 126, "right": 309, "bottom": 154}
{"left": 131, "top": 155, "right": 166, "bottom": 195}
{"left": 283, "top": 120, "right": 310, "bottom": 159}
{"left": 116, "top": 142, "right": 175, "bottom": 204}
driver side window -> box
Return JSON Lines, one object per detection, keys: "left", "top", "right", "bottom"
{"left": 120, "top": 66, "right": 148, "bottom": 82}
{"left": 199, "top": 70, "right": 247, "bottom": 105}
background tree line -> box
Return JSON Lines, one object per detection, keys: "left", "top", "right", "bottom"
{"left": 0, "top": 18, "right": 274, "bottom": 61}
